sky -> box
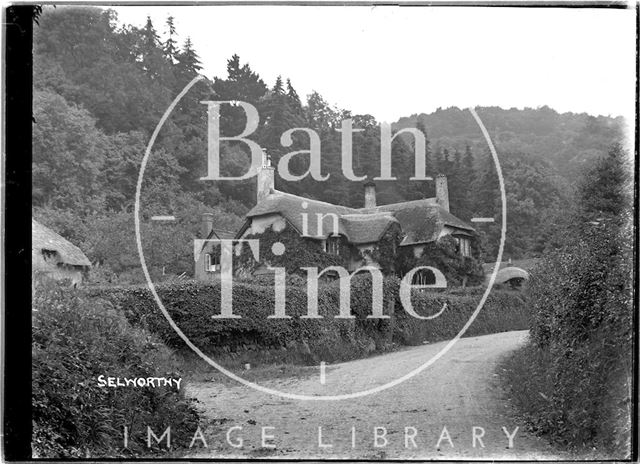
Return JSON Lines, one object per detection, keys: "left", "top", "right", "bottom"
{"left": 112, "top": 5, "right": 636, "bottom": 124}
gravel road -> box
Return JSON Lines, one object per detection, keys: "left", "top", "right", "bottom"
{"left": 185, "top": 330, "right": 568, "bottom": 459}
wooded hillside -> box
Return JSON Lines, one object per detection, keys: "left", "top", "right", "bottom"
{"left": 32, "top": 7, "right": 625, "bottom": 282}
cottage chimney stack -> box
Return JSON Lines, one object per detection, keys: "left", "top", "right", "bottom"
{"left": 257, "top": 150, "right": 275, "bottom": 204}
{"left": 435, "top": 174, "right": 450, "bottom": 212}
{"left": 201, "top": 212, "right": 214, "bottom": 238}
{"left": 364, "top": 181, "right": 377, "bottom": 209}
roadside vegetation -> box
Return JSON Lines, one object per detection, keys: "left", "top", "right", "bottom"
{"left": 32, "top": 276, "right": 201, "bottom": 458}
{"left": 499, "top": 144, "right": 633, "bottom": 457}
{"left": 33, "top": 272, "right": 527, "bottom": 458}
{"left": 89, "top": 276, "right": 528, "bottom": 367}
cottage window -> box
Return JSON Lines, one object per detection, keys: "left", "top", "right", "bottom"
{"left": 412, "top": 268, "right": 436, "bottom": 286}
{"left": 455, "top": 237, "right": 471, "bottom": 257}
{"left": 460, "top": 238, "right": 471, "bottom": 257}
{"left": 41, "top": 249, "right": 57, "bottom": 261}
{"left": 205, "top": 253, "right": 220, "bottom": 272}
{"left": 327, "top": 237, "right": 340, "bottom": 255}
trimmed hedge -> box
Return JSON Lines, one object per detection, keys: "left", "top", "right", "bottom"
{"left": 33, "top": 277, "right": 200, "bottom": 458}
{"left": 88, "top": 275, "right": 527, "bottom": 364}
{"left": 393, "top": 289, "right": 527, "bottom": 345}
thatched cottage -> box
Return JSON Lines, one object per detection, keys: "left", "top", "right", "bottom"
{"left": 32, "top": 219, "right": 91, "bottom": 285}
{"left": 195, "top": 154, "right": 475, "bottom": 281}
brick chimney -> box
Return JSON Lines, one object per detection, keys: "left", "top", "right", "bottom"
{"left": 364, "top": 180, "right": 377, "bottom": 208}
{"left": 201, "top": 212, "right": 214, "bottom": 238}
{"left": 257, "top": 150, "right": 275, "bottom": 204}
{"left": 435, "top": 174, "right": 449, "bottom": 212}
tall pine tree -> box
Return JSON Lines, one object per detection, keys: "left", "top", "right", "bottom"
{"left": 272, "top": 75, "right": 284, "bottom": 94}
{"left": 163, "top": 16, "right": 178, "bottom": 63}
{"left": 139, "top": 17, "right": 165, "bottom": 81}
{"left": 176, "top": 37, "right": 202, "bottom": 81}
{"left": 286, "top": 78, "right": 301, "bottom": 110}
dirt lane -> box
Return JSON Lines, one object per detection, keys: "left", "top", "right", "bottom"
{"left": 186, "top": 330, "right": 567, "bottom": 459}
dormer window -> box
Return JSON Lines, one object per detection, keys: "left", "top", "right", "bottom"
{"left": 327, "top": 237, "right": 341, "bottom": 255}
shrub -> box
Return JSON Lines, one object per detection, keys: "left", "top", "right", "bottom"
{"left": 32, "top": 276, "right": 200, "bottom": 458}
{"left": 498, "top": 343, "right": 559, "bottom": 435}
{"left": 234, "top": 226, "right": 348, "bottom": 277}
{"left": 393, "top": 288, "right": 528, "bottom": 345}
{"left": 396, "top": 235, "right": 485, "bottom": 287}
{"left": 88, "top": 275, "right": 393, "bottom": 364}
{"left": 89, "top": 274, "right": 527, "bottom": 364}
{"left": 501, "top": 145, "right": 633, "bottom": 456}
{"left": 514, "top": 222, "right": 633, "bottom": 455}
{"left": 233, "top": 224, "right": 483, "bottom": 287}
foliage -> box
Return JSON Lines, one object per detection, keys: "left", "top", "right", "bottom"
{"left": 88, "top": 276, "right": 389, "bottom": 363}
{"left": 31, "top": 7, "right": 633, "bottom": 459}
{"left": 234, "top": 225, "right": 348, "bottom": 277}
{"left": 396, "top": 106, "right": 624, "bottom": 182}
{"left": 393, "top": 287, "right": 528, "bottom": 345}
{"left": 32, "top": 202, "right": 244, "bottom": 284}
{"left": 361, "top": 224, "right": 403, "bottom": 274}
{"left": 32, "top": 276, "right": 200, "bottom": 458}
{"left": 471, "top": 151, "right": 570, "bottom": 258}
{"left": 501, "top": 144, "right": 633, "bottom": 454}
{"left": 396, "top": 235, "right": 485, "bottom": 287}
{"left": 32, "top": 90, "right": 107, "bottom": 212}
{"left": 89, "top": 275, "right": 528, "bottom": 365}
{"left": 33, "top": 6, "right": 623, "bottom": 281}
{"left": 234, "top": 223, "right": 482, "bottom": 287}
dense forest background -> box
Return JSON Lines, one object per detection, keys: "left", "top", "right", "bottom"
{"left": 32, "top": 7, "right": 626, "bottom": 283}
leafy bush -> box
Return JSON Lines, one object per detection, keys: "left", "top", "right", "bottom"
{"left": 234, "top": 224, "right": 483, "bottom": 287}
{"left": 234, "top": 226, "right": 349, "bottom": 277}
{"left": 396, "top": 235, "right": 485, "bottom": 287}
{"left": 89, "top": 274, "right": 527, "bottom": 365}
{"left": 511, "top": 221, "right": 633, "bottom": 455}
{"left": 394, "top": 288, "right": 528, "bottom": 345}
{"left": 32, "top": 276, "right": 200, "bottom": 458}
{"left": 500, "top": 145, "right": 633, "bottom": 456}
{"left": 89, "top": 276, "right": 389, "bottom": 364}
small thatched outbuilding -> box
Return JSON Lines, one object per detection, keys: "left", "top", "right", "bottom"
{"left": 32, "top": 219, "right": 91, "bottom": 285}
{"left": 483, "top": 258, "right": 540, "bottom": 288}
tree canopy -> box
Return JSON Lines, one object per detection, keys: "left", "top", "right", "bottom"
{"left": 33, "top": 6, "right": 625, "bottom": 282}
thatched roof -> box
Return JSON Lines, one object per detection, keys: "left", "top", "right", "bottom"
{"left": 32, "top": 219, "right": 91, "bottom": 267}
{"left": 341, "top": 213, "right": 398, "bottom": 244}
{"left": 206, "top": 229, "right": 236, "bottom": 240}
{"left": 482, "top": 258, "right": 541, "bottom": 275}
{"left": 241, "top": 189, "right": 474, "bottom": 246}
{"left": 494, "top": 267, "right": 530, "bottom": 284}
{"left": 365, "top": 198, "right": 474, "bottom": 245}
{"left": 483, "top": 259, "right": 541, "bottom": 284}
{"left": 245, "top": 191, "right": 353, "bottom": 238}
